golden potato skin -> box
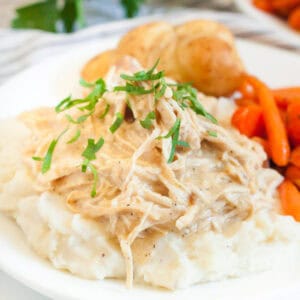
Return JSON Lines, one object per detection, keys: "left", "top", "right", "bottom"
{"left": 81, "top": 20, "right": 244, "bottom": 96}
{"left": 81, "top": 50, "right": 118, "bottom": 83}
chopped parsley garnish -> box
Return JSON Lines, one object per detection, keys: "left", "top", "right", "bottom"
{"left": 88, "top": 163, "right": 99, "bottom": 197}
{"left": 158, "top": 118, "right": 190, "bottom": 163}
{"left": 114, "top": 83, "right": 154, "bottom": 95}
{"left": 81, "top": 137, "right": 104, "bottom": 197}
{"left": 33, "top": 128, "right": 68, "bottom": 174}
{"left": 170, "top": 83, "right": 217, "bottom": 124}
{"left": 55, "top": 78, "right": 106, "bottom": 113}
{"left": 65, "top": 111, "right": 93, "bottom": 124}
{"left": 140, "top": 111, "right": 156, "bottom": 129}
{"left": 120, "top": 60, "right": 164, "bottom": 82}
{"left": 207, "top": 130, "right": 218, "bottom": 137}
{"left": 99, "top": 103, "right": 110, "bottom": 119}
{"left": 109, "top": 112, "right": 124, "bottom": 133}
{"left": 81, "top": 137, "right": 104, "bottom": 172}
{"left": 67, "top": 129, "right": 81, "bottom": 144}
{"left": 154, "top": 78, "right": 168, "bottom": 101}
{"left": 79, "top": 78, "right": 95, "bottom": 88}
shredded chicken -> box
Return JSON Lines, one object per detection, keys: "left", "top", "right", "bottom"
{"left": 21, "top": 57, "right": 282, "bottom": 286}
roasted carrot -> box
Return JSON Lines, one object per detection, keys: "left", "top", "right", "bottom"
{"left": 272, "top": 87, "right": 300, "bottom": 109}
{"left": 288, "top": 6, "right": 300, "bottom": 31}
{"left": 252, "top": 0, "right": 274, "bottom": 12}
{"left": 271, "top": 0, "right": 300, "bottom": 10}
{"left": 285, "top": 165, "right": 300, "bottom": 187}
{"left": 287, "top": 103, "right": 300, "bottom": 147}
{"left": 278, "top": 179, "right": 300, "bottom": 221}
{"left": 247, "top": 76, "right": 290, "bottom": 166}
{"left": 290, "top": 146, "right": 300, "bottom": 168}
{"left": 238, "top": 78, "right": 257, "bottom": 100}
{"left": 231, "top": 105, "right": 265, "bottom": 138}
{"left": 252, "top": 136, "right": 271, "bottom": 156}
{"left": 235, "top": 98, "right": 257, "bottom": 107}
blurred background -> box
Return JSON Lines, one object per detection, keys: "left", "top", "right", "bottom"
{"left": 0, "top": 0, "right": 235, "bottom": 31}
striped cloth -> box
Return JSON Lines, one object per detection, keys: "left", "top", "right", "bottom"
{"left": 0, "top": 9, "right": 300, "bottom": 86}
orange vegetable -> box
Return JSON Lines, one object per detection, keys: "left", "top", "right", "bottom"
{"left": 273, "top": 87, "right": 300, "bottom": 109}
{"left": 271, "top": 0, "right": 300, "bottom": 10}
{"left": 235, "top": 98, "right": 257, "bottom": 107}
{"left": 285, "top": 165, "right": 300, "bottom": 187}
{"left": 253, "top": 0, "right": 274, "bottom": 12}
{"left": 252, "top": 136, "right": 271, "bottom": 156}
{"left": 290, "top": 146, "right": 300, "bottom": 168}
{"left": 288, "top": 6, "right": 300, "bottom": 31}
{"left": 231, "top": 105, "right": 265, "bottom": 138}
{"left": 238, "top": 78, "right": 257, "bottom": 100}
{"left": 247, "top": 76, "right": 290, "bottom": 166}
{"left": 286, "top": 103, "right": 300, "bottom": 147}
{"left": 278, "top": 179, "right": 300, "bottom": 221}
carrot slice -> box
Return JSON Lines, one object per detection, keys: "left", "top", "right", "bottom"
{"left": 286, "top": 103, "right": 300, "bottom": 147}
{"left": 290, "top": 146, "right": 300, "bottom": 168}
{"left": 247, "top": 76, "right": 291, "bottom": 166}
{"left": 272, "top": 87, "right": 300, "bottom": 109}
{"left": 253, "top": 0, "right": 274, "bottom": 12}
{"left": 285, "top": 165, "right": 300, "bottom": 187}
{"left": 278, "top": 179, "right": 300, "bottom": 221}
{"left": 288, "top": 6, "right": 300, "bottom": 31}
{"left": 231, "top": 105, "right": 265, "bottom": 138}
{"left": 238, "top": 79, "right": 257, "bottom": 100}
{"left": 235, "top": 98, "right": 257, "bottom": 107}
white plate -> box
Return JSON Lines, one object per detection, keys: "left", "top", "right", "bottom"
{"left": 235, "top": 0, "right": 300, "bottom": 46}
{"left": 1, "top": 37, "right": 300, "bottom": 300}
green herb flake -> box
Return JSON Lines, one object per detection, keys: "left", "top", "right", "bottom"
{"left": 32, "top": 156, "right": 43, "bottom": 161}
{"left": 88, "top": 163, "right": 99, "bottom": 197}
{"left": 109, "top": 112, "right": 124, "bottom": 133}
{"left": 79, "top": 78, "right": 95, "bottom": 88}
{"left": 207, "top": 130, "right": 218, "bottom": 137}
{"left": 82, "top": 137, "right": 105, "bottom": 163}
{"left": 40, "top": 128, "right": 68, "bottom": 174}
{"left": 55, "top": 78, "right": 106, "bottom": 114}
{"left": 99, "top": 103, "right": 110, "bottom": 119}
{"left": 170, "top": 83, "right": 218, "bottom": 124}
{"left": 158, "top": 118, "right": 190, "bottom": 163}
{"left": 114, "top": 83, "right": 154, "bottom": 95}
{"left": 140, "top": 111, "right": 156, "bottom": 129}
{"left": 120, "top": 59, "right": 162, "bottom": 82}
{"left": 65, "top": 111, "right": 93, "bottom": 124}
{"left": 67, "top": 129, "right": 81, "bottom": 144}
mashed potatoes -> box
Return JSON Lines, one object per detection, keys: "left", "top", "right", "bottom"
{"left": 0, "top": 59, "right": 300, "bottom": 290}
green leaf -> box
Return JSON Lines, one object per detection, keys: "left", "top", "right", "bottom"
{"left": 56, "top": 78, "right": 106, "bottom": 116}
{"left": 65, "top": 111, "right": 93, "bottom": 124}
{"left": 109, "top": 112, "right": 124, "bottom": 133}
{"left": 12, "top": 0, "right": 59, "bottom": 33}
{"left": 99, "top": 103, "right": 110, "bottom": 119}
{"left": 12, "top": 0, "right": 85, "bottom": 33}
{"left": 67, "top": 129, "right": 81, "bottom": 144}
{"left": 120, "top": 60, "right": 163, "bottom": 82}
{"left": 32, "top": 156, "right": 44, "bottom": 161}
{"left": 82, "top": 137, "right": 105, "bottom": 162}
{"left": 60, "top": 0, "right": 85, "bottom": 33}
{"left": 120, "top": 0, "right": 144, "bottom": 18}
{"left": 41, "top": 128, "right": 68, "bottom": 174}
{"left": 88, "top": 163, "right": 99, "bottom": 197}
{"left": 207, "top": 130, "right": 218, "bottom": 137}
{"left": 140, "top": 111, "right": 156, "bottom": 129}
{"left": 79, "top": 78, "right": 95, "bottom": 88}
{"left": 114, "top": 83, "right": 154, "bottom": 95}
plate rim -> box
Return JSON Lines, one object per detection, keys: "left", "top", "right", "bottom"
{"left": 1, "top": 37, "right": 300, "bottom": 300}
